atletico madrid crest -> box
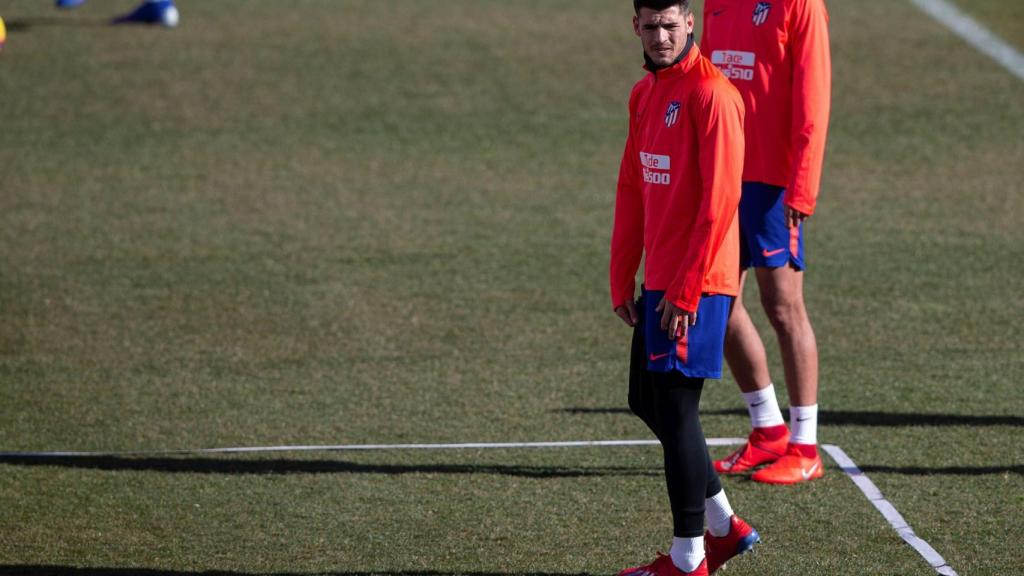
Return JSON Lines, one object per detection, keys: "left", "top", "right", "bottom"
{"left": 752, "top": 1, "right": 771, "bottom": 26}
{"left": 664, "top": 101, "right": 680, "bottom": 128}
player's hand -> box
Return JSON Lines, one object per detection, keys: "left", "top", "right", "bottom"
{"left": 784, "top": 205, "right": 809, "bottom": 229}
{"left": 614, "top": 301, "right": 639, "bottom": 327}
{"left": 656, "top": 298, "right": 696, "bottom": 341}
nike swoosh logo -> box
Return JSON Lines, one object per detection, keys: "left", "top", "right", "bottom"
{"left": 796, "top": 417, "right": 812, "bottom": 422}
{"left": 802, "top": 462, "right": 820, "bottom": 480}
{"left": 762, "top": 248, "right": 785, "bottom": 257}
{"left": 712, "top": 9, "right": 726, "bottom": 16}
{"left": 649, "top": 352, "right": 670, "bottom": 361}
{"left": 751, "top": 400, "right": 767, "bottom": 407}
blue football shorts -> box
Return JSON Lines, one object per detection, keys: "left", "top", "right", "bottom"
{"left": 738, "top": 182, "right": 806, "bottom": 270}
{"left": 638, "top": 288, "right": 733, "bottom": 379}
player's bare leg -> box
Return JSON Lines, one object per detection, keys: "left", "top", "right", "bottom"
{"left": 755, "top": 265, "right": 818, "bottom": 406}
{"left": 750, "top": 264, "right": 823, "bottom": 484}
{"left": 714, "top": 270, "right": 790, "bottom": 475}
{"left": 724, "top": 270, "right": 771, "bottom": 394}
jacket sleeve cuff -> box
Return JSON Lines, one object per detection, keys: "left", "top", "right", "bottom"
{"left": 670, "top": 291, "right": 700, "bottom": 314}
{"left": 784, "top": 192, "right": 816, "bottom": 217}
{"left": 611, "top": 282, "right": 637, "bottom": 310}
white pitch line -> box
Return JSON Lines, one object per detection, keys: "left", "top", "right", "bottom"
{"left": 0, "top": 437, "right": 746, "bottom": 458}
{"left": 908, "top": 0, "right": 1024, "bottom": 81}
{"left": 1, "top": 438, "right": 956, "bottom": 575}
{"left": 822, "top": 444, "right": 958, "bottom": 576}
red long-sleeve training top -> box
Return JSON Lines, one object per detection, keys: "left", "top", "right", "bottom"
{"left": 609, "top": 44, "right": 745, "bottom": 313}
{"left": 702, "top": 0, "right": 831, "bottom": 216}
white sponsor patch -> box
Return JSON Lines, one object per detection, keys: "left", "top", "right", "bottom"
{"left": 640, "top": 151, "right": 671, "bottom": 185}
{"left": 711, "top": 50, "right": 756, "bottom": 81}
{"left": 640, "top": 152, "right": 670, "bottom": 170}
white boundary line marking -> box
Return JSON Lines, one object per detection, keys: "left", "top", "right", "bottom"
{"left": 1, "top": 438, "right": 955, "bottom": 575}
{"left": 0, "top": 437, "right": 745, "bottom": 457}
{"left": 908, "top": 0, "right": 1024, "bottom": 80}
{"left": 822, "top": 444, "right": 958, "bottom": 576}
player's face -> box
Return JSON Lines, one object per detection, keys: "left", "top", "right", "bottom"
{"left": 634, "top": 6, "right": 694, "bottom": 67}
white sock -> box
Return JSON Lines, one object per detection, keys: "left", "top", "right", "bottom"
{"left": 742, "top": 384, "right": 785, "bottom": 428}
{"left": 705, "top": 489, "right": 734, "bottom": 538}
{"left": 670, "top": 536, "right": 704, "bottom": 573}
{"left": 790, "top": 404, "right": 818, "bottom": 445}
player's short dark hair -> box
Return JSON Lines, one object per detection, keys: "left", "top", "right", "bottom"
{"left": 633, "top": 0, "right": 691, "bottom": 15}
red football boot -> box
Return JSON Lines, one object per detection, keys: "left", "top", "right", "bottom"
{"left": 704, "top": 515, "right": 760, "bottom": 574}
{"left": 751, "top": 443, "right": 824, "bottom": 485}
{"left": 714, "top": 426, "right": 790, "bottom": 474}
{"left": 619, "top": 553, "right": 708, "bottom": 576}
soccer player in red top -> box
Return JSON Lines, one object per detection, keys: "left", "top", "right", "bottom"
{"left": 611, "top": 2, "right": 759, "bottom": 574}
{"left": 701, "top": 0, "right": 831, "bottom": 484}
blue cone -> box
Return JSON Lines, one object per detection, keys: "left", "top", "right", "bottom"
{"left": 112, "top": 0, "right": 179, "bottom": 27}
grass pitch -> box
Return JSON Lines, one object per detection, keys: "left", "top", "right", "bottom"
{"left": 0, "top": 1, "right": 1022, "bottom": 575}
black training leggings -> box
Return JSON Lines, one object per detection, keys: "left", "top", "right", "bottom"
{"left": 628, "top": 322, "right": 723, "bottom": 538}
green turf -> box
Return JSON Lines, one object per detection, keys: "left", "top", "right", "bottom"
{"left": 1, "top": 0, "right": 1022, "bottom": 575}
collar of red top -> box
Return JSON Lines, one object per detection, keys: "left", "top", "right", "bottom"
{"left": 643, "top": 34, "right": 697, "bottom": 79}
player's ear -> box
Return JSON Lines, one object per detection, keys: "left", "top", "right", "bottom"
{"left": 633, "top": 15, "right": 641, "bottom": 36}
{"left": 686, "top": 11, "right": 694, "bottom": 34}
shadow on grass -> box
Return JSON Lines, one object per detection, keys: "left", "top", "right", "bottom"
{"left": 857, "top": 464, "right": 1024, "bottom": 476}
{"left": 0, "top": 568, "right": 595, "bottom": 576}
{"left": 4, "top": 17, "right": 109, "bottom": 32}
{"left": 0, "top": 455, "right": 658, "bottom": 478}
{"left": 559, "top": 407, "right": 1024, "bottom": 427}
